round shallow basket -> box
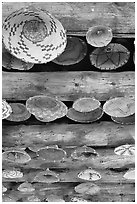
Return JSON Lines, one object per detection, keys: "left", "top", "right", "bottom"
{"left": 2, "top": 6, "right": 67, "bottom": 64}
{"left": 46, "top": 195, "right": 65, "bottom": 202}
{"left": 133, "top": 51, "right": 135, "bottom": 64}
{"left": 6, "top": 103, "right": 31, "bottom": 122}
{"left": 2, "top": 149, "right": 31, "bottom": 163}
{"left": 90, "top": 43, "right": 130, "bottom": 70}
{"left": 52, "top": 36, "right": 87, "bottom": 65}
{"left": 36, "top": 145, "right": 67, "bottom": 162}
{"left": 86, "top": 25, "right": 113, "bottom": 47}
{"left": 24, "top": 195, "right": 41, "bottom": 202}
{"left": 66, "top": 107, "right": 103, "bottom": 123}
{"left": 2, "top": 99, "right": 12, "bottom": 120}
{"left": 26, "top": 95, "right": 68, "bottom": 122}
{"left": 111, "top": 114, "right": 135, "bottom": 125}
{"left": 2, "top": 185, "right": 7, "bottom": 193}
{"left": 17, "top": 182, "right": 35, "bottom": 192}
{"left": 70, "top": 197, "right": 88, "bottom": 202}
{"left": 74, "top": 182, "right": 100, "bottom": 195}
{"left": 33, "top": 168, "right": 59, "bottom": 183}
{"left": 2, "top": 169, "right": 24, "bottom": 179}
{"left": 2, "top": 42, "right": 34, "bottom": 70}
{"left": 114, "top": 144, "right": 135, "bottom": 156}
{"left": 71, "top": 145, "right": 98, "bottom": 160}
{"left": 103, "top": 97, "right": 135, "bottom": 117}
{"left": 72, "top": 97, "right": 101, "bottom": 113}
{"left": 123, "top": 169, "right": 135, "bottom": 180}
{"left": 78, "top": 167, "right": 101, "bottom": 181}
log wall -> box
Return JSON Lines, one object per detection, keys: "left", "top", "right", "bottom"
{"left": 2, "top": 71, "right": 135, "bottom": 101}
{"left": 2, "top": 2, "right": 135, "bottom": 202}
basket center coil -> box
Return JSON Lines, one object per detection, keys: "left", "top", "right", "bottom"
{"left": 23, "top": 20, "right": 47, "bottom": 42}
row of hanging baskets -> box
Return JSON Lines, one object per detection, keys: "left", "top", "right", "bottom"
{"left": 2, "top": 95, "right": 135, "bottom": 124}
{"left": 2, "top": 6, "right": 134, "bottom": 71}
{"left": 2, "top": 163, "right": 135, "bottom": 202}
{"left": 2, "top": 144, "right": 135, "bottom": 164}
{"left": 2, "top": 166, "right": 134, "bottom": 182}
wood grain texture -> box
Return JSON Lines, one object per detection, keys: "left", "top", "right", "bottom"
{"left": 2, "top": 2, "right": 135, "bottom": 201}
{"left": 2, "top": 2, "right": 135, "bottom": 37}
{"left": 2, "top": 182, "right": 135, "bottom": 202}
{"left": 2, "top": 71, "right": 135, "bottom": 101}
{"left": 3, "top": 154, "right": 134, "bottom": 171}
{"left": 2, "top": 122, "right": 134, "bottom": 147}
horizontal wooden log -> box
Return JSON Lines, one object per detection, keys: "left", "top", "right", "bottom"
{"left": 2, "top": 122, "right": 134, "bottom": 147}
{"left": 3, "top": 154, "right": 135, "bottom": 171}
{"left": 2, "top": 71, "right": 135, "bottom": 101}
{"left": 2, "top": 2, "right": 135, "bottom": 37}
{"left": 85, "top": 194, "right": 135, "bottom": 202}
{"left": 68, "top": 32, "right": 135, "bottom": 38}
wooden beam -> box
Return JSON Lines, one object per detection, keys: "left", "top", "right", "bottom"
{"left": 3, "top": 154, "right": 135, "bottom": 171}
{"left": 2, "top": 122, "right": 135, "bottom": 147}
{"left": 2, "top": 71, "right": 135, "bottom": 101}
{"left": 67, "top": 31, "right": 135, "bottom": 38}
{"left": 2, "top": 2, "right": 135, "bottom": 37}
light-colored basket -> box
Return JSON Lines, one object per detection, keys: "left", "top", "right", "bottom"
{"left": 2, "top": 6, "right": 67, "bottom": 64}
